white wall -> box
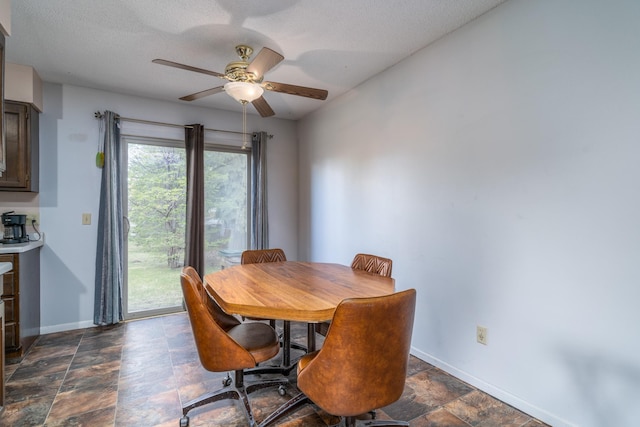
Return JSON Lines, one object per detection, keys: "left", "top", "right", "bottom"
{"left": 39, "top": 83, "right": 298, "bottom": 333}
{"left": 297, "top": 1, "right": 640, "bottom": 426}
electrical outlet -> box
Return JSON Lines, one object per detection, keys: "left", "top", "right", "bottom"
{"left": 26, "top": 214, "right": 39, "bottom": 225}
{"left": 477, "top": 326, "right": 488, "bottom": 345}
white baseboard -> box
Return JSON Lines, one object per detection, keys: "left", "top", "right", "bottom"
{"left": 410, "top": 347, "right": 575, "bottom": 427}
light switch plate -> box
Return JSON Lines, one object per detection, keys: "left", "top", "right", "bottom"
{"left": 82, "top": 213, "right": 91, "bottom": 225}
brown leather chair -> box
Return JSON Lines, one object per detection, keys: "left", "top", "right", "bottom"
{"left": 241, "top": 248, "right": 287, "bottom": 264}
{"left": 182, "top": 266, "right": 240, "bottom": 331}
{"left": 259, "top": 289, "right": 416, "bottom": 427}
{"left": 350, "top": 253, "right": 393, "bottom": 278}
{"left": 316, "top": 253, "right": 393, "bottom": 336}
{"left": 179, "top": 266, "right": 287, "bottom": 427}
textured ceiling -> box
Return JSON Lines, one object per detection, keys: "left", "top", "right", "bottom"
{"left": 6, "top": 0, "right": 505, "bottom": 120}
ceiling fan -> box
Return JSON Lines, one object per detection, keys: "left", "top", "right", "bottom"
{"left": 153, "top": 45, "right": 328, "bottom": 117}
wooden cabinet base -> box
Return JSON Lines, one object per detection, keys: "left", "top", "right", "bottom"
{"left": 0, "top": 300, "right": 5, "bottom": 412}
{"left": 0, "top": 250, "right": 40, "bottom": 362}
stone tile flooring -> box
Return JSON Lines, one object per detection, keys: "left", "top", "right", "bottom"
{"left": 1, "top": 313, "right": 550, "bottom": 426}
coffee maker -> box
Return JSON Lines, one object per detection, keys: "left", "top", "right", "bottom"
{"left": 1, "top": 211, "right": 28, "bottom": 244}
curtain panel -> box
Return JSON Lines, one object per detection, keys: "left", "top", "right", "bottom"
{"left": 250, "top": 132, "right": 269, "bottom": 250}
{"left": 184, "top": 124, "right": 205, "bottom": 275}
{"left": 94, "top": 111, "right": 124, "bottom": 325}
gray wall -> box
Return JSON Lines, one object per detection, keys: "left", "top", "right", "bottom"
{"left": 298, "top": 1, "right": 640, "bottom": 426}
{"left": 38, "top": 83, "right": 298, "bottom": 332}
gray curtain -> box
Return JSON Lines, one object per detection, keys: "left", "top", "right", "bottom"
{"left": 94, "top": 111, "right": 124, "bottom": 325}
{"left": 250, "top": 132, "right": 269, "bottom": 249}
{"left": 184, "top": 124, "right": 205, "bottom": 275}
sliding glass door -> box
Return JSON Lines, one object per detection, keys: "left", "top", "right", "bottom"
{"left": 123, "top": 136, "right": 249, "bottom": 319}
{"left": 202, "top": 149, "right": 249, "bottom": 273}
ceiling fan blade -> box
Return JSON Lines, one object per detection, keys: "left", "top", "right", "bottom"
{"left": 180, "top": 86, "right": 225, "bottom": 101}
{"left": 152, "top": 59, "right": 225, "bottom": 78}
{"left": 246, "top": 47, "right": 284, "bottom": 78}
{"left": 252, "top": 96, "right": 275, "bottom": 117}
{"left": 263, "top": 81, "right": 328, "bottom": 100}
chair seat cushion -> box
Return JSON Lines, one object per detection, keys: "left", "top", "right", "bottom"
{"left": 228, "top": 322, "right": 281, "bottom": 363}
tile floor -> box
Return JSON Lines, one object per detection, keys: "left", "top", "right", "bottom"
{"left": 1, "top": 313, "right": 550, "bottom": 426}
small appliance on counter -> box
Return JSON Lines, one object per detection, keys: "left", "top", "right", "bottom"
{"left": 1, "top": 211, "right": 28, "bottom": 244}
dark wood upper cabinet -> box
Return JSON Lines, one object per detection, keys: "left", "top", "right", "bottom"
{"left": 0, "top": 101, "right": 39, "bottom": 192}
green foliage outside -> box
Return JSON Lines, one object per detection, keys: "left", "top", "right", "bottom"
{"left": 126, "top": 143, "right": 249, "bottom": 313}
{"left": 128, "top": 145, "right": 186, "bottom": 268}
{"left": 127, "top": 243, "right": 183, "bottom": 312}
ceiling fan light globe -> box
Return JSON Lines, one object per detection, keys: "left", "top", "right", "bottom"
{"left": 224, "top": 81, "right": 264, "bottom": 103}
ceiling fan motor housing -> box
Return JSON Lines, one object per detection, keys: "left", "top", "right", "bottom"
{"left": 225, "top": 61, "right": 260, "bottom": 83}
{"left": 225, "top": 45, "right": 261, "bottom": 83}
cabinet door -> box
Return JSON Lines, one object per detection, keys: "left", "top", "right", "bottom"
{"left": 0, "top": 102, "right": 29, "bottom": 189}
{"left": 0, "top": 32, "right": 5, "bottom": 175}
{"left": 0, "top": 33, "right": 7, "bottom": 176}
{"left": 0, "top": 254, "right": 18, "bottom": 353}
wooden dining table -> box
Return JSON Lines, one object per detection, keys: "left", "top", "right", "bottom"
{"left": 204, "top": 261, "right": 396, "bottom": 369}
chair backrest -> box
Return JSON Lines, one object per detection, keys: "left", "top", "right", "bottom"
{"left": 297, "top": 289, "right": 416, "bottom": 416}
{"left": 182, "top": 266, "right": 208, "bottom": 301}
{"left": 350, "top": 253, "right": 393, "bottom": 277}
{"left": 181, "top": 267, "right": 256, "bottom": 371}
{"left": 182, "top": 266, "right": 240, "bottom": 331}
{"left": 241, "top": 248, "right": 287, "bottom": 264}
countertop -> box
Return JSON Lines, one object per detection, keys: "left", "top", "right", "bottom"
{"left": 0, "top": 261, "right": 12, "bottom": 274}
{"left": 0, "top": 240, "right": 44, "bottom": 254}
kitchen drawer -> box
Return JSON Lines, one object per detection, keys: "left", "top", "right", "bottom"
{"left": 0, "top": 254, "right": 16, "bottom": 297}
{"left": 2, "top": 276, "right": 15, "bottom": 297}
{"left": 1, "top": 297, "right": 14, "bottom": 323}
{"left": 4, "top": 322, "right": 17, "bottom": 350}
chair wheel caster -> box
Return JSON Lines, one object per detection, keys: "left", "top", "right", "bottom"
{"left": 222, "top": 376, "right": 232, "bottom": 386}
{"left": 179, "top": 416, "right": 189, "bottom": 426}
{"left": 278, "top": 385, "right": 286, "bottom": 396}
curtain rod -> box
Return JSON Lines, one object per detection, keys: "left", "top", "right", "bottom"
{"left": 94, "top": 111, "right": 273, "bottom": 138}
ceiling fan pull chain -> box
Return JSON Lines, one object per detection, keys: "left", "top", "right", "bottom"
{"left": 241, "top": 101, "right": 248, "bottom": 150}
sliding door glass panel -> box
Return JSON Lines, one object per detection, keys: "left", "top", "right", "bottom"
{"left": 123, "top": 136, "right": 250, "bottom": 320}
{"left": 203, "top": 148, "right": 249, "bottom": 274}
{"left": 125, "top": 141, "right": 186, "bottom": 318}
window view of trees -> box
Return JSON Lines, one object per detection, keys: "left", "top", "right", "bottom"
{"left": 203, "top": 150, "right": 248, "bottom": 273}
{"left": 125, "top": 140, "right": 249, "bottom": 316}
{"left": 128, "top": 144, "right": 186, "bottom": 269}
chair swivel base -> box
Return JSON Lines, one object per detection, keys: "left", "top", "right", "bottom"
{"left": 180, "top": 369, "right": 287, "bottom": 427}
{"left": 258, "top": 392, "right": 409, "bottom": 427}
{"left": 258, "top": 392, "right": 311, "bottom": 427}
